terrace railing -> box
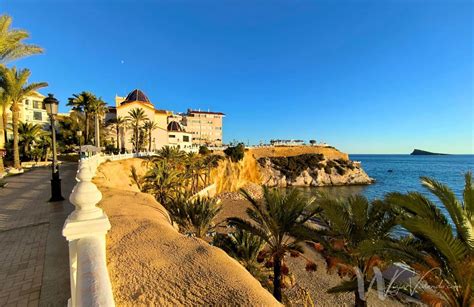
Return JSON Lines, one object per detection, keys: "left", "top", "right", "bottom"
{"left": 62, "top": 151, "right": 155, "bottom": 307}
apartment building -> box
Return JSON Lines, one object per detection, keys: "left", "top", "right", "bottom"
{"left": 3, "top": 91, "right": 49, "bottom": 141}
{"left": 181, "top": 109, "right": 224, "bottom": 146}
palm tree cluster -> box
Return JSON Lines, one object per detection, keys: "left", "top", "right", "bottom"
{"left": 217, "top": 173, "right": 473, "bottom": 306}
{"left": 167, "top": 195, "right": 222, "bottom": 238}
{"left": 130, "top": 146, "right": 224, "bottom": 238}
{"left": 67, "top": 91, "right": 107, "bottom": 147}
{"left": 139, "top": 146, "right": 223, "bottom": 205}
{"left": 0, "top": 14, "right": 46, "bottom": 172}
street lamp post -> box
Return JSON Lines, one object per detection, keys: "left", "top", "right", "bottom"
{"left": 44, "top": 94, "right": 64, "bottom": 202}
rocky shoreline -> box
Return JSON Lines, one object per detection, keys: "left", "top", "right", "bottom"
{"left": 257, "top": 154, "right": 374, "bottom": 187}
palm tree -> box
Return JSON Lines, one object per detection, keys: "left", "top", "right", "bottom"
{"left": 36, "top": 133, "right": 51, "bottom": 161}
{"left": 166, "top": 195, "right": 222, "bottom": 238}
{"left": 213, "top": 228, "right": 267, "bottom": 277}
{"left": 0, "top": 88, "right": 9, "bottom": 144}
{"left": 0, "top": 89, "right": 8, "bottom": 174}
{"left": 385, "top": 173, "right": 474, "bottom": 306}
{"left": 141, "top": 159, "right": 183, "bottom": 205}
{"left": 0, "top": 15, "right": 42, "bottom": 64}
{"left": 107, "top": 116, "right": 127, "bottom": 151}
{"left": 18, "top": 121, "right": 44, "bottom": 160}
{"left": 88, "top": 97, "right": 107, "bottom": 147}
{"left": 126, "top": 108, "right": 148, "bottom": 152}
{"left": 67, "top": 92, "right": 96, "bottom": 145}
{"left": 0, "top": 14, "right": 42, "bottom": 173}
{"left": 227, "top": 187, "right": 319, "bottom": 302}
{"left": 0, "top": 66, "right": 47, "bottom": 169}
{"left": 309, "top": 194, "right": 397, "bottom": 307}
{"left": 143, "top": 120, "right": 159, "bottom": 152}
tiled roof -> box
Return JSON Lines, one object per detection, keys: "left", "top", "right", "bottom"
{"left": 122, "top": 89, "right": 151, "bottom": 104}
{"left": 167, "top": 121, "right": 185, "bottom": 132}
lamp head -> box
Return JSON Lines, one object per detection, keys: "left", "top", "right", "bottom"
{"left": 43, "top": 93, "right": 59, "bottom": 116}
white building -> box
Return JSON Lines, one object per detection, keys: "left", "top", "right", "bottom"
{"left": 4, "top": 91, "right": 49, "bottom": 140}
{"left": 167, "top": 121, "right": 197, "bottom": 153}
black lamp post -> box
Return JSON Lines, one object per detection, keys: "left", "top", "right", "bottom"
{"left": 44, "top": 94, "right": 64, "bottom": 202}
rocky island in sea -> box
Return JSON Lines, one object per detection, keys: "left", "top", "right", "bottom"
{"left": 410, "top": 149, "right": 448, "bottom": 155}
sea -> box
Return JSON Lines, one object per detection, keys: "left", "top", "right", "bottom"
{"left": 297, "top": 154, "right": 474, "bottom": 202}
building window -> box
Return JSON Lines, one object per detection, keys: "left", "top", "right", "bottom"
{"left": 183, "top": 135, "right": 189, "bottom": 142}
{"left": 24, "top": 99, "right": 29, "bottom": 105}
{"left": 169, "top": 134, "right": 175, "bottom": 138}
{"left": 33, "top": 111, "right": 42, "bottom": 121}
{"left": 33, "top": 101, "right": 41, "bottom": 109}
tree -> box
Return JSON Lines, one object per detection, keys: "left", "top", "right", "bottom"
{"left": 227, "top": 187, "right": 319, "bottom": 302}
{"left": 56, "top": 111, "right": 84, "bottom": 152}
{"left": 224, "top": 143, "right": 245, "bottom": 162}
{"left": 0, "top": 15, "right": 42, "bottom": 64}
{"left": 143, "top": 120, "right": 159, "bottom": 152}
{"left": 107, "top": 116, "right": 127, "bottom": 151}
{"left": 126, "top": 108, "right": 148, "bottom": 152}
{"left": 18, "top": 121, "right": 44, "bottom": 160}
{"left": 0, "top": 66, "right": 47, "bottom": 169}
{"left": 385, "top": 173, "right": 474, "bottom": 306}
{"left": 309, "top": 140, "right": 316, "bottom": 146}
{"left": 0, "top": 15, "right": 43, "bottom": 174}
{"left": 213, "top": 229, "right": 267, "bottom": 278}
{"left": 88, "top": 97, "right": 107, "bottom": 147}
{"left": 166, "top": 196, "right": 222, "bottom": 238}
{"left": 199, "top": 145, "right": 210, "bottom": 155}
{"left": 0, "top": 89, "right": 9, "bottom": 145}
{"left": 309, "top": 194, "right": 397, "bottom": 307}
{"left": 141, "top": 159, "right": 183, "bottom": 205}
{"left": 67, "top": 92, "right": 97, "bottom": 145}
{"left": 0, "top": 89, "right": 8, "bottom": 174}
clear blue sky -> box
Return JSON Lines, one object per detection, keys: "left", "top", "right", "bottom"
{"left": 3, "top": 0, "right": 473, "bottom": 154}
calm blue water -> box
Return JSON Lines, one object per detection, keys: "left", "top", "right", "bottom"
{"left": 298, "top": 155, "right": 474, "bottom": 201}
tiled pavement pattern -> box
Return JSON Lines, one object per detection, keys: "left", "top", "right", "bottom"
{"left": 0, "top": 164, "right": 76, "bottom": 307}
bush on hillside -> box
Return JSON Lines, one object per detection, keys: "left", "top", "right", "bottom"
{"left": 199, "top": 145, "right": 211, "bottom": 155}
{"left": 260, "top": 154, "right": 325, "bottom": 181}
{"left": 224, "top": 143, "right": 245, "bottom": 162}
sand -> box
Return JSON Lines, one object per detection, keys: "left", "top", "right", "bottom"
{"left": 93, "top": 159, "right": 279, "bottom": 306}
{"left": 93, "top": 158, "right": 403, "bottom": 306}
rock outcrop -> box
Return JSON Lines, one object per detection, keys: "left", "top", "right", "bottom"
{"left": 258, "top": 154, "right": 373, "bottom": 187}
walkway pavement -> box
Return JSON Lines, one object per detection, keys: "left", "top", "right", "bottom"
{"left": 0, "top": 163, "right": 76, "bottom": 307}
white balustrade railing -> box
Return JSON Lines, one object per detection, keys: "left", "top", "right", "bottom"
{"left": 63, "top": 151, "right": 155, "bottom": 307}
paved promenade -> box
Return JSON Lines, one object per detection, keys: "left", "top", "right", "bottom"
{"left": 0, "top": 163, "right": 76, "bottom": 307}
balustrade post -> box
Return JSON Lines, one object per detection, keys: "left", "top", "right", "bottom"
{"left": 63, "top": 157, "right": 114, "bottom": 306}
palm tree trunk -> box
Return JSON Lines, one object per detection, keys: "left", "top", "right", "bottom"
{"left": 116, "top": 126, "right": 120, "bottom": 150}
{"left": 2, "top": 110, "right": 7, "bottom": 144}
{"left": 354, "top": 290, "right": 367, "bottom": 307}
{"left": 0, "top": 156, "right": 4, "bottom": 174}
{"left": 12, "top": 103, "right": 20, "bottom": 169}
{"left": 85, "top": 112, "right": 89, "bottom": 144}
{"left": 148, "top": 131, "right": 152, "bottom": 152}
{"left": 94, "top": 114, "right": 100, "bottom": 147}
{"left": 273, "top": 254, "right": 282, "bottom": 302}
{"left": 135, "top": 126, "right": 139, "bottom": 152}
{"left": 44, "top": 147, "right": 50, "bottom": 162}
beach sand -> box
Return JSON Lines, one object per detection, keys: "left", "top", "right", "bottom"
{"left": 94, "top": 159, "right": 279, "bottom": 306}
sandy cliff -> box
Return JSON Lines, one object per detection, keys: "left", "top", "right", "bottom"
{"left": 93, "top": 159, "right": 279, "bottom": 306}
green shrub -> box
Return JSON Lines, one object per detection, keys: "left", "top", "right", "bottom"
{"left": 199, "top": 145, "right": 210, "bottom": 155}
{"left": 224, "top": 143, "right": 245, "bottom": 162}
